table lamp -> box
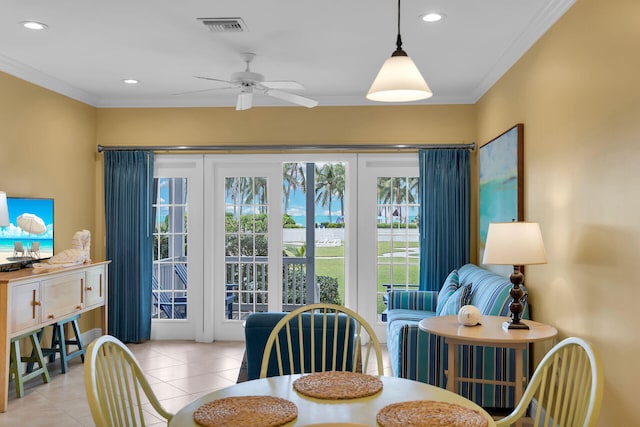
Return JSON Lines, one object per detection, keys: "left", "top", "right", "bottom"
{"left": 0, "top": 191, "right": 9, "bottom": 227}
{"left": 482, "top": 221, "right": 547, "bottom": 329}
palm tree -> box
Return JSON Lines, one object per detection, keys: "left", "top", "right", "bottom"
{"left": 333, "top": 163, "right": 346, "bottom": 216}
{"left": 377, "top": 178, "right": 394, "bottom": 222}
{"left": 376, "top": 176, "right": 418, "bottom": 223}
{"left": 283, "top": 163, "right": 306, "bottom": 213}
{"left": 315, "top": 163, "right": 338, "bottom": 223}
{"left": 225, "top": 176, "right": 269, "bottom": 215}
{"left": 252, "top": 177, "right": 268, "bottom": 213}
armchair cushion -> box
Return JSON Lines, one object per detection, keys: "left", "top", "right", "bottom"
{"left": 435, "top": 269, "right": 459, "bottom": 315}
{"left": 438, "top": 282, "right": 472, "bottom": 316}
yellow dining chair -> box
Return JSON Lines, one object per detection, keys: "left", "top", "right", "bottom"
{"left": 84, "top": 335, "right": 174, "bottom": 427}
{"left": 496, "top": 337, "right": 604, "bottom": 427}
{"left": 259, "top": 303, "right": 384, "bottom": 378}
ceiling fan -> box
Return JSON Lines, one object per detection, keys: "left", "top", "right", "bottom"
{"left": 192, "top": 52, "right": 318, "bottom": 111}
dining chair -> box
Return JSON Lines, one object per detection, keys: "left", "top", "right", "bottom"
{"left": 84, "top": 335, "right": 174, "bottom": 427}
{"left": 259, "top": 303, "right": 384, "bottom": 378}
{"left": 495, "top": 336, "right": 603, "bottom": 427}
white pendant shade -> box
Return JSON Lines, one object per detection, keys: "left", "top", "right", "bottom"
{"left": 482, "top": 222, "right": 547, "bottom": 266}
{"left": 366, "top": 55, "right": 433, "bottom": 102}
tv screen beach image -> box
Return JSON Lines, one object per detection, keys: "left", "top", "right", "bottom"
{"left": 0, "top": 197, "right": 54, "bottom": 266}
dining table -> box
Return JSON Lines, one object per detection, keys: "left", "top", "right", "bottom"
{"left": 169, "top": 374, "right": 497, "bottom": 426}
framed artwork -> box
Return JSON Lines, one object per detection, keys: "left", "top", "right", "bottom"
{"left": 479, "top": 123, "right": 523, "bottom": 272}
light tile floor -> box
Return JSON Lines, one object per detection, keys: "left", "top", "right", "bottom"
{"left": 0, "top": 340, "right": 391, "bottom": 426}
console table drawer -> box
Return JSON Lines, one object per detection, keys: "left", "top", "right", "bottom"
{"left": 10, "top": 281, "right": 41, "bottom": 333}
{"left": 84, "top": 266, "right": 105, "bottom": 308}
{"left": 41, "top": 272, "right": 84, "bottom": 321}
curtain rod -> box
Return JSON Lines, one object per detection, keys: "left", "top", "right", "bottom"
{"left": 97, "top": 142, "right": 475, "bottom": 153}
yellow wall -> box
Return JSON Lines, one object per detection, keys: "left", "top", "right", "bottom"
{"left": 0, "top": 73, "right": 97, "bottom": 244}
{"left": 476, "top": 0, "right": 640, "bottom": 424}
{"left": 0, "top": 72, "right": 100, "bottom": 332}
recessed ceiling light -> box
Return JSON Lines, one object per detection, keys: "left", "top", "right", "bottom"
{"left": 421, "top": 12, "right": 445, "bottom": 23}
{"left": 21, "top": 21, "right": 48, "bottom": 30}
{"left": 122, "top": 79, "right": 139, "bottom": 85}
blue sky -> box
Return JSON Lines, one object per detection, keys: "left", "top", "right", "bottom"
{"left": 0, "top": 197, "right": 54, "bottom": 239}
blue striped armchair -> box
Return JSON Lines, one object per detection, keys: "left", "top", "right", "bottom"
{"left": 386, "top": 263, "right": 529, "bottom": 409}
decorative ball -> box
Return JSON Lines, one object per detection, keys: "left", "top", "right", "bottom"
{"left": 458, "top": 305, "right": 482, "bottom": 326}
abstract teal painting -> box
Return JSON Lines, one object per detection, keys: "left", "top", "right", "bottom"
{"left": 479, "top": 124, "right": 523, "bottom": 265}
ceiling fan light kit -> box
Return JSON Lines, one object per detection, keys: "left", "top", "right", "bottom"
{"left": 367, "top": 0, "right": 433, "bottom": 102}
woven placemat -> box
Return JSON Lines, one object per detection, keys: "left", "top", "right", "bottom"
{"left": 193, "top": 395, "right": 298, "bottom": 427}
{"left": 376, "top": 400, "right": 488, "bottom": 427}
{"left": 293, "top": 371, "right": 383, "bottom": 399}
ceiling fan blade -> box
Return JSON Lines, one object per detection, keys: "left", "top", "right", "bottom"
{"left": 173, "top": 86, "right": 235, "bottom": 96}
{"left": 261, "top": 80, "right": 305, "bottom": 90}
{"left": 236, "top": 91, "right": 253, "bottom": 111}
{"left": 193, "top": 76, "right": 237, "bottom": 85}
{"left": 266, "top": 89, "right": 318, "bottom": 108}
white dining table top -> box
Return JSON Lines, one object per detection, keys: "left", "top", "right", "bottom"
{"left": 169, "top": 374, "right": 497, "bottom": 427}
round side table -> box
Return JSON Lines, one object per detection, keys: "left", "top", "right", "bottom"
{"left": 419, "top": 315, "right": 557, "bottom": 421}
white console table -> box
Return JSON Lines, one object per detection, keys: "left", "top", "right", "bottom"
{"left": 0, "top": 261, "right": 110, "bottom": 412}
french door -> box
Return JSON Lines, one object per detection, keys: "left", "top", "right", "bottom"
{"left": 205, "top": 158, "right": 284, "bottom": 340}
{"left": 152, "top": 153, "right": 418, "bottom": 342}
{"left": 357, "top": 154, "right": 420, "bottom": 340}
{"left": 151, "top": 156, "right": 204, "bottom": 340}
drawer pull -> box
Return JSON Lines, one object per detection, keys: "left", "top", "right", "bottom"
{"left": 76, "top": 305, "right": 82, "bottom": 310}
{"left": 86, "top": 286, "right": 93, "bottom": 291}
{"left": 48, "top": 314, "right": 55, "bottom": 319}
{"left": 31, "top": 289, "right": 40, "bottom": 319}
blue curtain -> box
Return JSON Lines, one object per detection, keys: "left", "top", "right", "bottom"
{"left": 418, "top": 149, "right": 470, "bottom": 291}
{"left": 104, "top": 151, "right": 154, "bottom": 342}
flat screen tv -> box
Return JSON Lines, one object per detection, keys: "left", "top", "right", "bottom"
{"left": 0, "top": 197, "right": 54, "bottom": 270}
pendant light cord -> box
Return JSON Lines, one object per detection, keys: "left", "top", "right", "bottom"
{"left": 393, "top": 0, "right": 407, "bottom": 57}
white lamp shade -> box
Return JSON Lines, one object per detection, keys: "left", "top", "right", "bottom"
{"left": 0, "top": 191, "right": 8, "bottom": 227}
{"left": 483, "top": 222, "right": 547, "bottom": 265}
{"left": 366, "top": 55, "right": 433, "bottom": 102}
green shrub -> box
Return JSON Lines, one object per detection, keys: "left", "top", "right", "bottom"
{"left": 317, "top": 275, "right": 341, "bottom": 305}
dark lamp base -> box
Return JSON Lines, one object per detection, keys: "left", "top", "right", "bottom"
{"left": 504, "top": 320, "right": 529, "bottom": 330}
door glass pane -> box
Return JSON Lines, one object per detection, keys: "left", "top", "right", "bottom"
{"left": 225, "top": 176, "right": 269, "bottom": 319}
{"left": 282, "top": 162, "right": 310, "bottom": 309}
{"left": 377, "top": 176, "right": 420, "bottom": 321}
{"left": 282, "top": 162, "right": 346, "bottom": 310}
{"left": 314, "top": 162, "right": 346, "bottom": 306}
{"left": 152, "top": 177, "right": 188, "bottom": 320}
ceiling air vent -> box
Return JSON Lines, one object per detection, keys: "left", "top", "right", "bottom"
{"left": 198, "top": 18, "right": 248, "bottom": 33}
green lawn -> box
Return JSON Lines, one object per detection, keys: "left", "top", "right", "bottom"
{"left": 315, "top": 242, "right": 419, "bottom": 314}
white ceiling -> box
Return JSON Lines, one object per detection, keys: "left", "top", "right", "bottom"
{"left": 0, "top": 0, "right": 574, "bottom": 109}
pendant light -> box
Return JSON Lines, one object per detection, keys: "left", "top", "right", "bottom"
{"left": 366, "top": 0, "right": 433, "bottom": 102}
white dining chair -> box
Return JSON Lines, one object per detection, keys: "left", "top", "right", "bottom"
{"left": 84, "top": 335, "right": 174, "bottom": 426}
{"left": 495, "top": 336, "right": 603, "bottom": 427}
